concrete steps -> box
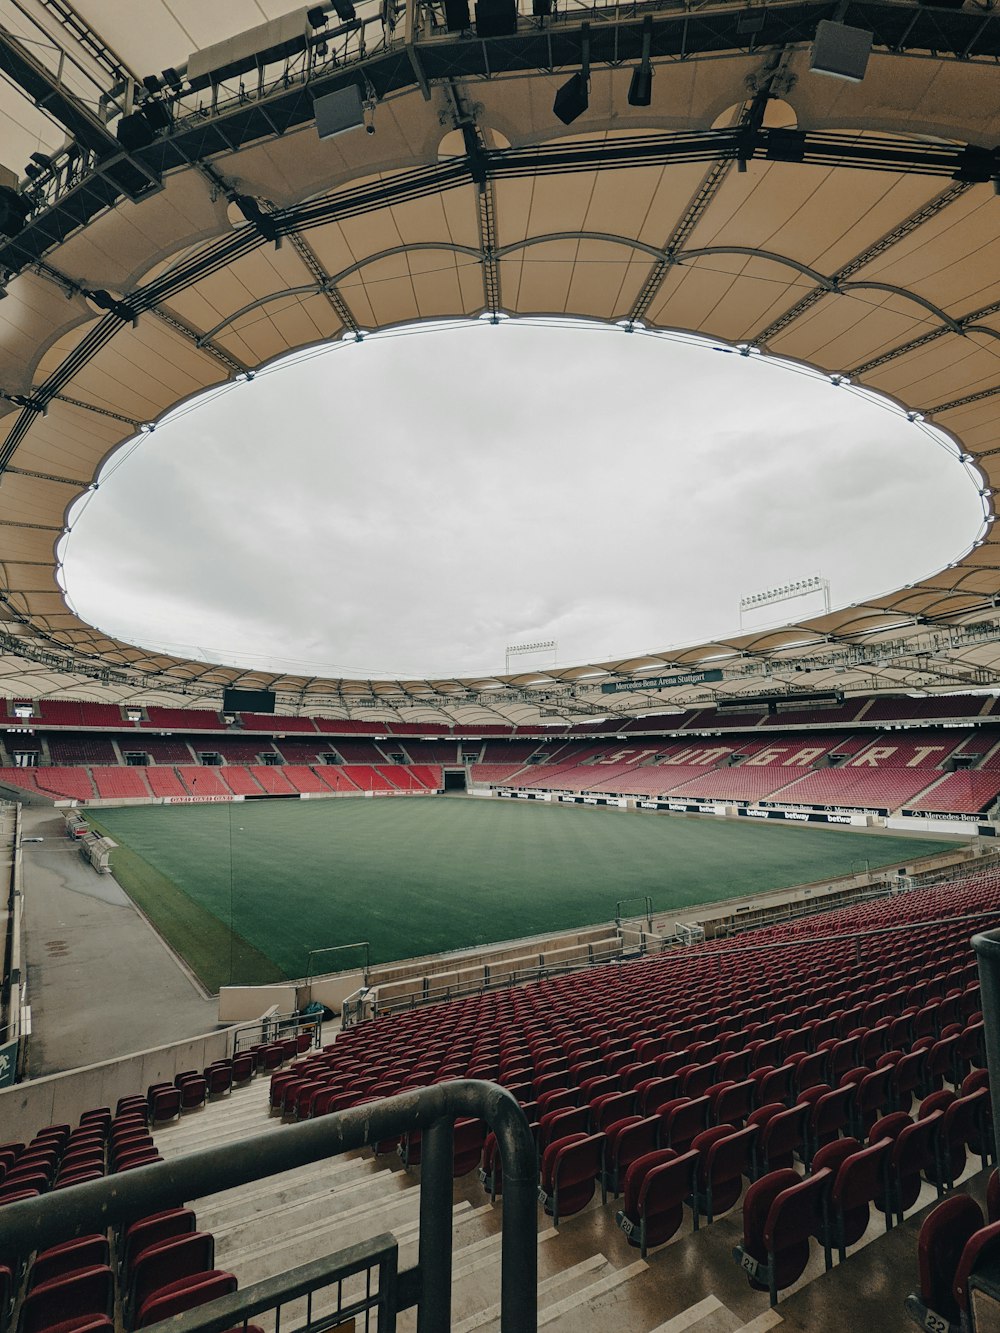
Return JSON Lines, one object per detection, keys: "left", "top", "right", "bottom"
{"left": 150, "top": 1057, "right": 990, "bottom": 1333}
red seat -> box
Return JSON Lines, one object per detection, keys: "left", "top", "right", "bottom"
{"left": 452, "top": 1119, "right": 486, "bottom": 1177}
{"left": 589, "top": 1091, "right": 635, "bottom": 1132}
{"left": 905, "top": 1194, "right": 984, "bottom": 1332}
{"left": 953, "top": 1220, "right": 1000, "bottom": 1324}
{"left": 123, "top": 1210, "right": 197, "bottom": 1276}
{"left": 735, "top": 1167, "right": 832, "bottom": 1306}
{"left": 615, "top": 1148, "right": 698, "bottom": 1258}
{"left": 710, "top": 1080, "right": 756, "bottom": 1129}
{"left": 539, "top": 1133, "right": 605, "bottom": 1226}
{"left": 29, "top": 1238, "right": 110, "bottom": 1291}
{"left": 869, "top": 1110, "right": 938, "bottom": 1227}
{"left": 747, "top": 1103, "right": 807, "bottom": 1179}
{"left": 603, "top": 1116, "right": 659, "bottom": 1196}
{"left": 136, "top": 1271, "right": 238, "bottom": 1328}
{"left": 658, "top": 1097, "right": 710, "bottom": 1154}
{"left": 813, "top": 1137, "right": 891, "bottom": 1263}
{"left": 126, "top": 1232, "right": 215, "bottom": 1326}
{"left": 690, "top": 1124, "right": 756, "bottom": 1229}
{"left": 18, "top": 1266, "right": 114, "bottom": 1333}
{"left": 148, "top": 1089, "right": 181, "bottom": 1125}
{"left": 798, "top": 1084, "right": 854, "bottom": 1166}
{"left": 537, "top": 1107, "right": 589, "bottom": 1156}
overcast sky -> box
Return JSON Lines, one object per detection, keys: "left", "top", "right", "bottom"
{"left": 60, "top": 318, "right": 984, "bottom": 680}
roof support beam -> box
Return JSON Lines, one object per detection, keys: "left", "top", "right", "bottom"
{"left": 0, "top": 25, "right": 119, "bottom": 154}
{"left": 752, "top": 182, "right": 971, "bottom": 347}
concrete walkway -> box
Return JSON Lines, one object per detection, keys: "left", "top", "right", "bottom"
{"left": 19, "top": 805, "right": 219, "bottom": 1077}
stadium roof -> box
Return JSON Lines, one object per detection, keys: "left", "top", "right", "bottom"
{"left": 2, "top": 0, "right": 1000, "bottom": 723}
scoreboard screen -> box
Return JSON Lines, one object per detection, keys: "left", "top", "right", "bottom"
{"left": 223, "top": 687, "right": 276, "bottom": 714}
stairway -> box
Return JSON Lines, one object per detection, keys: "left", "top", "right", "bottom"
{"left": 151, "top": 1069, "right": 989, "bottom": 1333}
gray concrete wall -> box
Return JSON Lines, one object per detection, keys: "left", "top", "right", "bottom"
{"left": 0, "top": 1028, "right": 232, "bottom": 1144}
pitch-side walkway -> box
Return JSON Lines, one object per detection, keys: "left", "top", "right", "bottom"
{"left": 19, "top": 805, "right": 219, "bottom": 1076}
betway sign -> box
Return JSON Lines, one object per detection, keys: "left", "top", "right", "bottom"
{"left": 601, "top": 668, "right": 723, "bottom": 694}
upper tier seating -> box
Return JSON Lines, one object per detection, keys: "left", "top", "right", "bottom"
{"left": 129, "top": 738, "right": 195, "bottom": 764}
{"left": 273, "top": 740, "right": 331, "bottom": 764}
{"left": 396, "top": 741, "right": 460, "bottom": 764}
{"left": 48, "top": 735, "right": 118, "bottom": 765}
{"left": 140, "top": 708, "right": 223, "bottom": 730}
{"left": 327, "top": 740, "right": 390, "bottom": 764}
{"left": 239, "top": 713, "right": 317, "bottom": 731}
{"left": 198, "top": 739, "right": 278, "bottom": 764}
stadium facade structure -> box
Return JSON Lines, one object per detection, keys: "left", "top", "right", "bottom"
{"left": 0, "top": 4, "right": 999, "bottom": 723}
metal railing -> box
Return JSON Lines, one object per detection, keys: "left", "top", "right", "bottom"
{"left": 0, "top": 1079, "right": 538, "bottom": 1333}
{"left": 972, "top": 928, "right": 1000, "bottom": 1170}
{"left": 233, "top": 1010, "right": 323, "bottom": 1054}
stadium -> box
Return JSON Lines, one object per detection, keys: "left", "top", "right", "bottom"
{"left": 5, "top": 0, "right": 1000, "bottom": 1329}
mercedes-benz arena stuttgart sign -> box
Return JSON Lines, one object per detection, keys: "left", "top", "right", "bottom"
{"left": 1, "top": 1, "right": 999, "bottom": 723}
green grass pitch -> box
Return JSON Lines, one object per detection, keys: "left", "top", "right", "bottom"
{"left": 87, "top": 796, "right": 956, "bottom": 993}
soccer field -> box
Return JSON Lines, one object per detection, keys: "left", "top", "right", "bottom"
{"left": 88, "top": 796, "right": 955, "bottom": 993}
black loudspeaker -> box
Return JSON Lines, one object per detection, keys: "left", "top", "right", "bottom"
{"left": 313, "top": 84, "right": 365, "bottom": 138}
{"left": 532, "top": 0, "right": 552, "bottom": 14}
{"left": 0, "top": 186, "right": 29, "bottom": 239}
{"left": 809, "top": 20, "right": 872, "bottom": 82}
{"left": 553, "top": 72, "right": 588, "bottom": 125}
{"left": 445, "top": 0, "right": 471, "bottom": 30}
{"left": 142, "top": 100, "right": 173, "bottom": 131}
{"left": 475, "top": 0, "right": 517, "bottom": 36}
{"left": 116, "top": 112, "right": 155, "bottom": 151}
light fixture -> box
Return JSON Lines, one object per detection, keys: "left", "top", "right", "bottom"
{"left": 553, "top": 24, "right": 590, "bottom": 124}
{"left": 628, "top": 16, "right": 653, "bottom": 107}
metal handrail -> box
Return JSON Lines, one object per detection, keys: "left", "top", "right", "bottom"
{"left": 0, "top": 1079, "right": 538, "bottom": 1333}
{"left": 972, "top": 928, "right": 1000, "bottom": 1170}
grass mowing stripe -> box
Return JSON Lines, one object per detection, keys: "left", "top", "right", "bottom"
{"left": 88, "top": 815, "right": 286, "bottom": 993}
{"left": 88, "top": 797, "right": 957, "bottom": 988}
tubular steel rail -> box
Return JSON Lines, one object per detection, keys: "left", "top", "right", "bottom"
{"left": 972, "top": 928, "right": 1000, "bottom": 1170}
{"left": 0, "top": 1079, "right": 538, "bottom": 1333}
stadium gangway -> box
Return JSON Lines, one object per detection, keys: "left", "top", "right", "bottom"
{"left": 232, "top": 1008, "right": 323, "bottom": 1054}
{"left": 348, "top": 938, "right": 631, "bottom": 1023}
{"left": 0, "top": 1079, "right": 538, "bottom": 1333}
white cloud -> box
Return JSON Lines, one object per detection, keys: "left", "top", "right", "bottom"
{"left": 62, "top": 319, "right": 983, "bottom": 678}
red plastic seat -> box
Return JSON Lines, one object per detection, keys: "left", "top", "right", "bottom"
{"left": 537, "top": 1107, "right": 589, "bottom": 1156}
{"left": 18, "top": 1266, "right": 114, "bottom": 1333}
{"left": 148, "top": 1088, "right": 181, "bottom": 1125}
{"left": 453, "top": 1119, "right": 486, "bottom": 1177}
{"left": 735, "top": 1167, "right": 831, "bottom": 1306}
{"left": 747, "top": 1103, "right": 807, "bottom": 1179}
{"left": 539, "top": 1133, "right": 605, "bottom": 1226}
{"left": 690, "top": 1124, "right": 756, "bottom": 1229}
{"left": 615, "top": 1148, "right": 698, "bottom": 1258}
{"left": 127, "top": 1232, "right": 215, "bottom": 1326}
{"left": 658, "top": 1097, "right": 710, "bottom": 1154}
{"left": 136, "top": 1271, "right": 238, "bottom": 1328}
{"left": 603, "top": 1116, "right": 659, "bottom": 1196}
{"left": 813, "top": 1137, "right": 891, "bottom": 1263}
{"left": 710, "top": 1080, "right": 756, "bottom": 1129}
{"left": 953, "top": 1220, "right": 1000, "bottom": 1324}
{"left": 29, "top": 1238, "right": 110, "bottom": 1291}
{"left": 904, "top": 1194, "right": 984, "bottom": 1332}
{"left": 123, "top": 1210, "right": 198, "bottom": 1276}
{"left": 870, "top": 1110, "right": 938, "bottom": 1226}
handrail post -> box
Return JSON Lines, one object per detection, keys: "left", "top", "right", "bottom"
{"left": 972, "top": 928, "right": 1000, "bottom": 1167}
{"left": 417, "top": 1114, "right": 454, "bottom": 1333}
